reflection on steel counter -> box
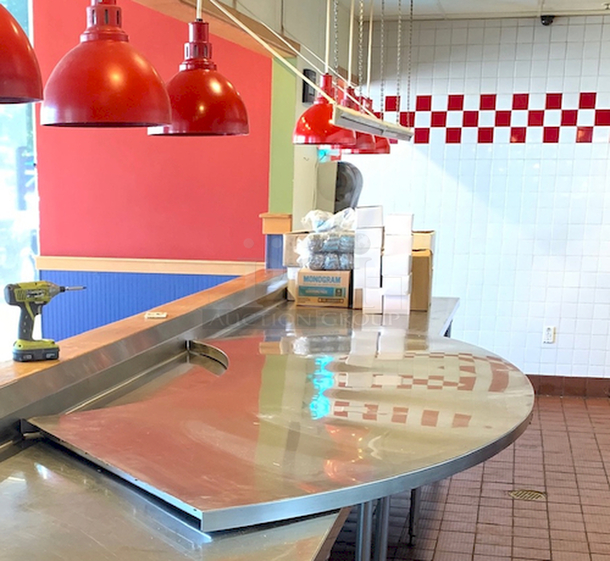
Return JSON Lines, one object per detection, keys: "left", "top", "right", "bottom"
{"left": 29, "top": 332, "right": 533, "bottom": 533}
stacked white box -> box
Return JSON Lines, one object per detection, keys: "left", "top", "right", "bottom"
{"left": 381, "top": 213, "right": 414, "bottom": 316}
{"left": 385, "top": 213, "right": 413, "bottom": 236}
{"left": 353, "top": 206, "right": 384, "bottom": 311}
{"left": 362, "top": 287, "right": 383, "bottom": 314}
{"left": 355, "top": 206, "right": 384, "bottom": 229}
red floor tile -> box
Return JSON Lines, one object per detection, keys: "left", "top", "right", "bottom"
{"left": 329, "top": 397, "right": 610, "bottom": 561}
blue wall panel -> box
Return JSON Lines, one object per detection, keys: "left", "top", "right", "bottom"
{"left": 40, "top": 270, "right": 236, "bottom": 341}
{"left": 265, "top": 234, "right": 285, "bottom": 270}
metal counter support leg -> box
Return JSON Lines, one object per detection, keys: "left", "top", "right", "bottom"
{"left": 373, "top": 496, "right": 390, "bottom": 561}
{"left": 356, "top": 501, "right": 373, "bottom": 561}
{"left": 408, "top": 488, "right": 422, "bottom": 545}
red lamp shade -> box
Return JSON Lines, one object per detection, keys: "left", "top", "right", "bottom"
{"left": 0, "top": 4, "right": 43, "bottom": 103}
{"left": 348, "top": 97, "right": 391, "bottom": 154}
{"left": 41, "top": 0, "right": 170, "bottom": 127}
{"left": 350, "top": 135, "right": 391, "bottom": 155}
{"left": 343, "top": 132, "right": 376, "bottom": 153}
{"left": 293, "top": 74, "right": 356, "bottom": 147}
{"left": 335, "top": 87, "right": 375, "bottom": 152}
{"left": 149, "top": 20, "right": 248, "bottom": 136}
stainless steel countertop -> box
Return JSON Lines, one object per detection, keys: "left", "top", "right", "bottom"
{"left": 28, "top": 300, "right": 533, "bottom": 533}
{"left": 0, "top": 442, "right": 346, "bottom": 561}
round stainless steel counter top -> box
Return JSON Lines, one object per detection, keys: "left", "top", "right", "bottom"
{"left": 30, "top": 303, "right": 534, "bottom": 533}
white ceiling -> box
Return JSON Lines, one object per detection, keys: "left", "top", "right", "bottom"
{"left": 343, "top": 0, "right": 610, "bottom": 19}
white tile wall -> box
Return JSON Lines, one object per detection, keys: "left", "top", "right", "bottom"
{"left": 345, "top": 15, "right": 610, "bottom": 378}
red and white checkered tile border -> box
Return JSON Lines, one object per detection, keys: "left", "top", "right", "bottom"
{"left": 378, "top": 92, "right": 608, "bottom": 144}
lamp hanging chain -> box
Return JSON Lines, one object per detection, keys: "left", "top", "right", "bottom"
{"left": 358, "top": 0, "right": 364, "bottom": 97}
{"left": 325, "top": 0, "right": 331, "bottom": 74}
{"left": 348, "top": 0, "right": 355, "bottom": 88}
{"left": 366, "top": 0, "right": 374, "bottom": 97}
{"left": 396, "top": 0, "right": 402, "bottom": 123}
{"left": 380, "top": 0, "right": 385, "bottom": 116}
{"left": 407, "top": 0, "right": 413, "bottom": 117}
{"left": 333, "top": 0, "right": 339, "bottom": 73}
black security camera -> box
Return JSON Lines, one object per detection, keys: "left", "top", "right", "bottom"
{"left": 540, "top": 15, "right": 555, "bottom": 26}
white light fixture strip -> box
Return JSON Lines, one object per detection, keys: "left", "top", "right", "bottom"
{"left": 332, "top": 104, "right": 413, "bottom": 141}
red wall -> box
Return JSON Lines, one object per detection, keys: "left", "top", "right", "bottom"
{"left": 34, "top": 0, "right": 271, "bottom": 261}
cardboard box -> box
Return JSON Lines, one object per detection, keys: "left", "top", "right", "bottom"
{"left": 385, "top": 213, "right": 414, "bottom": 236}
{"left": 383, "top": 274, "right": 412, "bottom": 296}
{"left": 260, "top": 213, "right": 292, "bottom": 234}
{"left": 355, "top": 206, "right": 384, "bottom": 229}
{"left": 362, "top": 287, "right": 383, "bottom": 313}
{"left": 283, "top": 231, "right": 309, "bottom": 267}
{"left": 410, "top": 249, "right": 432, "bottom": 311}
{"left": 353, "top": 287, "right": 363, "bottom": 309}
{"left": 383, "top": 294, "right": 411, "bottom": 315}
{"left": 286, "top": 266, "right": 299, "bottom": 301}
{"left": 382, "top": 254, "right": 411, "bottom": 276}
{"left": 383, "top": 234, "right": 413, "bottom": 256}
{"left": 296, "top": 269, "right": 351, "bottom": 308}
{"left": 412, "top": 230, "right": 436, "bottom": 253}
{"left": 355, "top": 227, "right": 384, "bottom": 251}
{"left": 354, "top": 268, "right": 381, "bottom": 289}
{"left": 355, "top": 250, "right": 381, "bottom": 273}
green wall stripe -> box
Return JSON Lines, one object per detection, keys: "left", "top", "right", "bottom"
{"left": 268, "top": 58, "right": 297, "bottom": 214}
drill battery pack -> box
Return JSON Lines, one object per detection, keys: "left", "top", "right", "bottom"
{"left": 12, "top": 339, "right": 60, "bottom": 362}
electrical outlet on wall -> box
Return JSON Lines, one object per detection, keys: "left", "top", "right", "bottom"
{"left": 542, "top": 326, "right": 556, "bottom": 344}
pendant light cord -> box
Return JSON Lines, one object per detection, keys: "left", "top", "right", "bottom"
{"left": 196, "top": 0, "right": 202, "bottom": 20}
{"left": 358, "top": 0, "right": 364, "bottom": 97}
{"left": 407, "top": 0, "right": 413, "bottom": 116}
{"left": 348, "top": 0, "right": 355, "bottom": 87}
{"left": 333, "top": 0, "right": 339, "bottom": 74}
{"left": 366, "top": 0, "right": 373, "bottom": 97}
{"left": 396, "top": 0, "right": 402, "bottom": 122}
{"left": 325, "top": 0, "right": 331, "bottom": 74}
{"left": 379, "top": 0, "right": 385, "bottom": 115}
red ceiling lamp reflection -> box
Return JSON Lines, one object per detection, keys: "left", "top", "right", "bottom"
{"left": 294, "top": 73, "right": 356, "bottom": 147}
{"left": 324, "top": 423, "right": 373, "bottom": 484}
{"left": 0, "top": 4, "right": 42, "bottom": 103}
{"left": 149, "top": 0, "right": 248, "bottom": 137}
{"left": 41, "top": 0, "right": 171, "bottom": 127}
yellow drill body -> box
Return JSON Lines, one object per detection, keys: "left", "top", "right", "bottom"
{"left": 4, "top": 281, "right": 85, "bottom": 362}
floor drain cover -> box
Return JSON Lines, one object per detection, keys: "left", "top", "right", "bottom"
{"left": 508, "top": 489, "right": 547, "bottom": 501}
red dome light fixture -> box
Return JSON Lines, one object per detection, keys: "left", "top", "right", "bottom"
{"left": 349, "top": 97, "right": 391, "bottom": 155}
{"left": 149, "top": 3, "right": 248, "bottom": 137}
{"left": 293, "top": 0, "right": 355, "bottom": 147}
{"left": 337, "top": 86, "right": 376, "bottom": 153}
{"left": 41, "top": 0, "right": 171, "bottom": 127}
{"left": 293, "top": 73, "right": 356, "bottom": 147}
{"left": 0, "top": 4, "right": 43, "bottom": 103}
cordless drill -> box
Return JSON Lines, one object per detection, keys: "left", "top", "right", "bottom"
{"left": 4, "top": 281, "right": 85, "bottom": 362}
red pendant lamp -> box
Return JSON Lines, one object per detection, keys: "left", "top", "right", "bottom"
{"left": 349, "top": 97, "right": 391, "bottom": 155}
{"left": 41, "top": 0, "right": 170, "bottom": 127}
{"left": 293, "top": 0, "right": 355, "bottom": 147}
{"left": 0, "top": 4, "right": 43, "bottom": 103}
{"left": 338, "top": 88, "right": 375, "bottom": 152}
{"left": 353, "top": 134, "right": 391, "bottom": 155}
{"left": 293, "top": 73, "right": 356, "bottom": 147}
{"left": 148, "top": 15, "right": 248, "bottom": 136}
